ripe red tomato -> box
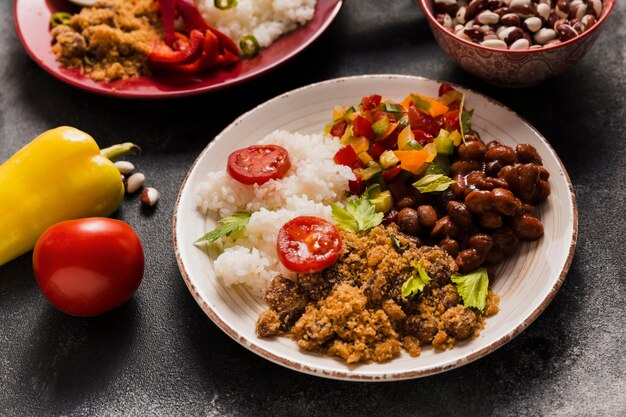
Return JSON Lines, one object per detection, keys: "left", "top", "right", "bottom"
{"left": 227, "top": 145, "right": 291, "bottom": 185}
{"left": 33, "top": 218, "right": 144, "bottom": 317}
{"left": 277, "top": 216, "right": 342, "bottom": 273}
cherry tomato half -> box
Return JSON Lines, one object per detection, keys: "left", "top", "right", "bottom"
{"left": 33, "top": 218, "right": 144, "bottom": 317}
{"left": 277, "top": 216, "right": 342, "bottom": 273}
{"left": 227, "top": 145, "right": 291, "bottom": 185}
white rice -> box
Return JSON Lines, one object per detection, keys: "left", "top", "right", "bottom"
{"left": 196, "top": 0, "right": 316, "bottom": 49}
{"left": 196, "top": 130, "right": 353, "bottom": 294}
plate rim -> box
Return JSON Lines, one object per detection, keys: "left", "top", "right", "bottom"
{"left": 172, "top": 74, "right": 578, "bottom": 381}
{"left": 13, "top": 0, "right": 343, "bottom": 99}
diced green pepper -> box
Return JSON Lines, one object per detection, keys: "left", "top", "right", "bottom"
{"left": 372, "top": 116, "right": 390, "bottom": 137}
{"left": 434, "top": 136, "right": 454, "bottom": 155}
{"left": 369, "top": 190, "right": 393, "bottom": 213}
{"left": 379, "top": 150, "right": 400, "bottom": 169}
{"left": 382, "top": 103, "right": 403, "bottom": 115}
{"left": 356, "top": 161, "right": 382, "bottom": 181}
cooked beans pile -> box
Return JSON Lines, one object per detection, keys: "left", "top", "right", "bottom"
{"left": 433, "top": 0, "right": 604, "bottom": 50}
{"left": 385, "top": 134, "right": 549, "bottom": 276}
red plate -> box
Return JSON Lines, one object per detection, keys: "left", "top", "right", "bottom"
{"left": 14, "top": 0, "right": 343, "bottom": 99}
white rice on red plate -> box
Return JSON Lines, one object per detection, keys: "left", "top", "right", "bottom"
{"left": 196, "top": 0, "right": 316, "bottom": 49}
{"left": 196, "top": 130, "right": 352, "bottom": 294}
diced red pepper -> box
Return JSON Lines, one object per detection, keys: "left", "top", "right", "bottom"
{"left": 448, "top": 100, "right": 461, "bottom": 111}
{"left": 361, "top": 94, "right": 382, "bottom": 111}
{"left": 352, "top": 116, "right": 376, "bottom": 140}
{"left": 382, "top": 165, "right": 402, "bottom": 183}
{"left": 408, "top": 104, "right": 442, "bottom": 137}
{"left": 413, "top": 129, "right": 434, "bottom": 146}
{"left": 439, "top": 83, "right": 456, "bottom": 97}
{"left": 333, "top": 145, "right": 363, "bottom": 170}
{"left": 149, "top": 30, "right": 205, "bottom": 65}
{"left": 443, "top": 110, "right": 460, "bottom": 132}
{"left": 330, "top": 119, "right": 348, "bottom": 138}
{"left": 379, "top": 129, "right": 399, "bottom": 150}
{"left": 369, "top": 143, "right": 386, "bottom": 160}
{"left": 348, "top": 172, "right": 365, "bottom": 195}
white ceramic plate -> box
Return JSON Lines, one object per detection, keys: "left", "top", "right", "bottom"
{"left": 173, "top": 75, "right": 577, "bottom": 381}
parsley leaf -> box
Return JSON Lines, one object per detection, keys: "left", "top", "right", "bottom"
{"left": 413, "top": 174, "right": 455, "bottom": 193}
{"left": 389, "top": 234, "right": 409, "bottom": 252}
{"left": 331, "top": 194, "right": 383, "bottom": 233}
{"left": 461, "top": 108, "right": 474, "bottom": 138}
{"left": 194, "top": 211, "right": 251, "bottom": 244}
{"left": 451, "top": 267, "right": 489, "bottom": 311}
{"left": 401, "top": 261, "right": 431, "bottom": 298}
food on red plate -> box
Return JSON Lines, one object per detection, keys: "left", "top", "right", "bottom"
{"left": 48, "top": 0, "right": 317, "bottom": 81}
{"left": 227, "top": 144, "right": 291, "bottom": 185}
{"left": 277, "top": 216, "right": 342, "bottom": 273}
{"left": 33, "top": 218, "right": 144, "bottom": 317}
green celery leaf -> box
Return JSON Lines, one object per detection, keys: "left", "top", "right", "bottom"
{"left": 331, "top": 203, "right": 358, "bottom": 232}
{"left": 451, "top": 267, "right": 489, "bottom": 311}
{"left": 194, "top": 211, "right": 251, "bottom": 243}
{"left": 331, "top": 193, "right": 383, "bottom": 233}
{"left": 401, "top": 261, "right": 431, "bottom": 298}
{"left": 413, "top": 174, "right": 455, "bottom": 193}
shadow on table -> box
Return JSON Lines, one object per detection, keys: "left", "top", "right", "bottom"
{"left": 15, "top": 299, "right": 140, "bottom": 411}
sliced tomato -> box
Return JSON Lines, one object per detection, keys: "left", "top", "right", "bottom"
{"left": 277, "top": 216, "right": 342, "bottom": 273}
{"left": 369, "top": 143, "right": 387, "bottom": 160}
{"left": 413, "top": 129, "right": 434, "bottom": 145}
{"left": 227, "top": 145, "right": 291, "bottom": 185}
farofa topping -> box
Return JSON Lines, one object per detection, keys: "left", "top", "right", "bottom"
{"left": 256, "top": 224, "right": 500, "bottom": 364}
{"left": 50, "top": 0, "right": 162, "bottom": 82}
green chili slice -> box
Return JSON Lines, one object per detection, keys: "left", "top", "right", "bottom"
{"left": 84, "top": 56, "right": 95, "bottom": 66}
{"left": 239, "top": 34, "right": 260, "bottom": 58}
{"left": 214, "top": 0, "right": 237, "bottom": 10}
{"left": 50, "top": 12, "right": 72, "bottom": 28}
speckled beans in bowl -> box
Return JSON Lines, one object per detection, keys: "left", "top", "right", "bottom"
{"left": 416, "top": 0, "right": 616, "bottom": 87}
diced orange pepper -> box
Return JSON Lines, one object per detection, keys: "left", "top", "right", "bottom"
{"left": 401, "top": 94, "right": 449, "bottom": 117}
{"left": 393, "top": 150, "right": 429, "bottom": 173}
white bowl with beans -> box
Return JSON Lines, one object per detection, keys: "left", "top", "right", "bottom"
{"left": 416, "top": 0, "right": 616, "bottom": 86}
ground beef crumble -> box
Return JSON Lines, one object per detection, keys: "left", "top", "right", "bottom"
{"left": 255, "top": 224, "right": 500, "bottom": 364}
{"left": 50, "top": 0, "right": 162, "bottom": 81}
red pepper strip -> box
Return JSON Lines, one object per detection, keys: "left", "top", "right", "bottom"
{"left": 149, "top": 30, "right": 205, "bottom": 65}
{"left": 160, "top": 30, "right": 220, "bottom": 73}
{"left": 159, "top": 0, "right": 176, "bottom": 45}
{"left": 330, "top": 119, "right": 348, "bottom": 137}
{"left": 175, "top": 0, "right": 240, "bottom": 66}
{"left": 175, "top": 0, "right": 210, "bottom": 32}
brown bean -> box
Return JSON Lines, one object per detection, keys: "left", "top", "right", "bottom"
{"left": 397, "top": 196, "right": 418, "bottom": 210}
{"left": 458, "top": 140, "right": 487, "bottom": 161}
{"left": 492, "top": 227, "right": 519, "bottom": 255}
{"left": 511, "top": 214, "right": 544, "bottom": 240}
{"left": 447, "top": 201, "right": 473, "bottom": 228}
{"left": 492, "top": 188, "right": 522, "bottom": 216}
{"left": 534, "top": 180, "right": 550, "bottom": 202}
{"left": 465, "top": 190, "right": 494, "bottom": 214}
{"left": 417, "top": 205, "right": 438, "bottom": 228}
{"left": 439, "top": 238, "right": 460, "bottom": 258}
{"left": 485, "top": 144, "right": 516, "bottom": 165}
{"left": 485, "top": 248, "right": 505, "bottom": 264}
{"left": 450, "top": 160, "right": 482, "bottom": 177}
{"left": 468, "top": 233, "right": 493, "bottom": 255}
{"left": 431, "top": 215, "right": 460, "bottom": 240}
{"left": 485, "top": 160, "right": 503, "bottom": 177}
{"left": 405, "top": 316, "right": 438, "bottom": 343}
{"left": 397, "top": 207, "right": 422, "bottom": 235}
{"left": 451, "top": 175, "right": 468, "bottom": 199}
{"left": 479, "top": 211, "right": 503, "bottom": 229}
{"left": 515, "top": 144, "right": 542, "bottom": 164}
{"left": 455, "top": 248, "right": 485, "bottom": 273}
{"left": 522, "top": 203, "right": 535, "bottom": 214}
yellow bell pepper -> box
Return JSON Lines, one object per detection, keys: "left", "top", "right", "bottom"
{"left": 0, "top": 126, "right": 139, "bottom": 267}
